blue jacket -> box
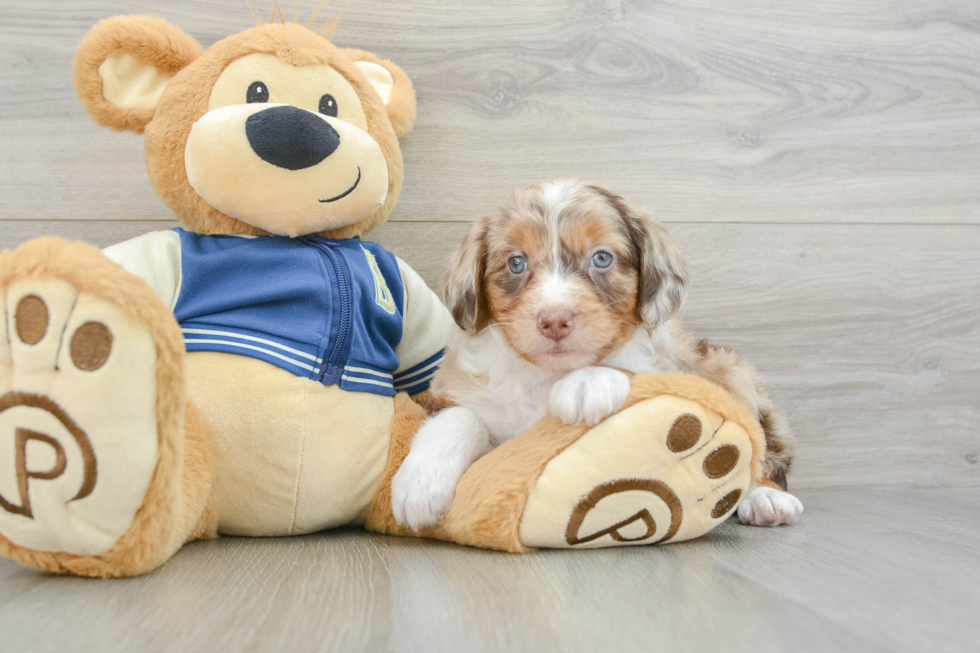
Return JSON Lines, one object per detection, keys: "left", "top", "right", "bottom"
{"left": 104, "top": 229, "right": 451, "bottom": 397}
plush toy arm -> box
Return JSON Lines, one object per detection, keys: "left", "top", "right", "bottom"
{"left": 392, "top": 258, "right": 452, "bottom": 396}
{"left": 406, "top": 388, "right": 454, "bottom": 415}
{"left": 102, "top": 230, "right": 182, "bottom": 310}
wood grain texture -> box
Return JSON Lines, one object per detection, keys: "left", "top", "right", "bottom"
{"left": 0, "top": 488, "right": 977, "bottom": 653}
{"left": 1, "top": 1, "right": 979, "bottom": 224}
{"left": 2, "top": 3, "right": 980, "bottom": 649}
{"left": 2, "top": 219, "right": 977, "bottom": 490}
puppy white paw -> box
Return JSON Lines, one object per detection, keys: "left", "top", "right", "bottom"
{"left": 549, "top": 367, "right": 631, "bottom": 426}
{"left": 391, "top": 454, "right": 458, "bottom": 531}
{"left": 390, "top": 407, "right": 491, "bottom": 531}
{"left": 737, "top": 486, "right": 803, "bottom": 526}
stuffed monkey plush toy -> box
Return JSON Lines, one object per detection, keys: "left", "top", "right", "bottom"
{"left": 0, "top": 16, "right": 765, "bottom": 578}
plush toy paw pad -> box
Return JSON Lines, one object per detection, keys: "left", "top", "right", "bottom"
{"left": 14, "top": 295, "right": 49, "bottom": 345}
{"left": 519, "top": 394, "right": 755, "bottom": 548}
{"left": 68, "top": 321, "right": 114, "bottom": 371}
{"left": 0, "top": 278, "right": 160, "bottom": 556}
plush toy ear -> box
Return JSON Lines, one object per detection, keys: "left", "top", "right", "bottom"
{"left": 72, "top": 15, "right": 203, "bottom": 133}
{"left": 343, "top": 49, "right": 417, "bottom": 138}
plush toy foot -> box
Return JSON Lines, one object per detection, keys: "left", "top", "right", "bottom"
{"left": 368, "top": 374, "right": 766, "bottom": 551}
{"left": 0, "top": 238, "right": 200, "bottom": 577}
{"left": 518, "top": 381, "right": 759, "bottom": 548}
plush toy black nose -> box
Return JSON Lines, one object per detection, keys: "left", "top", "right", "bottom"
{"left": 245, "top": 105, "right": 340, "bottom": 170}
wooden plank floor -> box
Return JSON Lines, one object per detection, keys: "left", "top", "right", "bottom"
{"left": 1, "top": 488, "right": 977, "bottom": 653}
{"left": 1, "top": 1, "right": 978, "bottom": 651}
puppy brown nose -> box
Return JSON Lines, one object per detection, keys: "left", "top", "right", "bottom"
{"left": 537, "top": 309, "right": 575, "bottom": 341}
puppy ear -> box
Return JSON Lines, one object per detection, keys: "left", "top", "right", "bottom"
{"left": 443, "top": 216, "right": 492, "bottom": 333}
{"left": 342, "top": 49, "right": 417, "bottom": 138}
{"left": 599, "top": 188, "right": 689, "bottom": 327}
{"left": 73, "top": 16, "right": 203, "bottom": 133}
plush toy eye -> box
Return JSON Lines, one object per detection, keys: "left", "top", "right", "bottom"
{"left": 591, "top": 250, "right": 613, "bottom": 269}
{"left": 508, "top": 255, "right": 527, "bottom": 274}
{"left": 246, "top": 81, "right": 269, "bottom": 103}
{"left": 319, "top": 93, "right": 338, "bottom": 117}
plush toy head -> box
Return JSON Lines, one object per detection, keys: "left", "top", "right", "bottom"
{"left": 72, "top": 15, "right": 416, "bottom": 238}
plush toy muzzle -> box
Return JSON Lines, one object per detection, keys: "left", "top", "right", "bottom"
{"left": 185, "top": 101, "right": 389, "bottom": 237}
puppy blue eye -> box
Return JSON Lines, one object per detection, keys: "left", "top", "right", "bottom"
{"left": 508, "top": 256, "right": 527, "bottom": 274}
{"left": 591, "top": 250, "right": 613, "bottom": 268}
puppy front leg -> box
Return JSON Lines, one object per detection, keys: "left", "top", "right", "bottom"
{"left": 549, "top": 367, "right": 631, "bottom": 426}
{"left": 391, "top": 407, "right": 492, "bottom": 531}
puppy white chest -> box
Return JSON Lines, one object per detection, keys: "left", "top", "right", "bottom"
{"left": 600, "top": 325, "right": 676, "bottom": 375}
{"left": 442, "top": 328, "right": 558, "bottom": 444}
{"left": 472, "top": 379, "right": 553, "bottom": 445}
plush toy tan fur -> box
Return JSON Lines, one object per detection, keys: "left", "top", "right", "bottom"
{"left": 0, "top": 14, "right": 765, "bottom": 578}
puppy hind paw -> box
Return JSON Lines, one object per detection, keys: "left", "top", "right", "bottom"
{"left": 737, "top": 486, "right": 803, "bottom": 527}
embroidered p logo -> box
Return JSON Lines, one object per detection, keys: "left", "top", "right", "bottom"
{"left": 0, "top": 392, "right": 98, "bottom": 519}
{"left": 565, "top": 478, "right": 683, "bottom": 546}
{"left": 361, "top": 246, "right": 397, "bottom": 315}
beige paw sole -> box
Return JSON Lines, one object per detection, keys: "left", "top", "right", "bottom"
{"left": 0, "top": 280, "right": 159, "bottom": 555}
{"left": 519, "top": 394, "right": 753, "bottom": 548}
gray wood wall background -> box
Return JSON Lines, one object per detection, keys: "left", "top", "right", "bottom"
{"left": 1, "top": 0, "right": 977, "bottom": 491}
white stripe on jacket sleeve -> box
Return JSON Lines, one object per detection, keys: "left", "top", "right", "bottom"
{"left": 393, "top": 258, "right": 452, "bottom": 390}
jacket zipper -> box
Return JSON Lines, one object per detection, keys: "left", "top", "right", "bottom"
{"left": 304, "top": 238, "right": 352, "bottom": 384}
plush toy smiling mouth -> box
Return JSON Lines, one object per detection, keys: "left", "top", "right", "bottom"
{"left": 320, "top": 167, "right": 360, "bottom": 203}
